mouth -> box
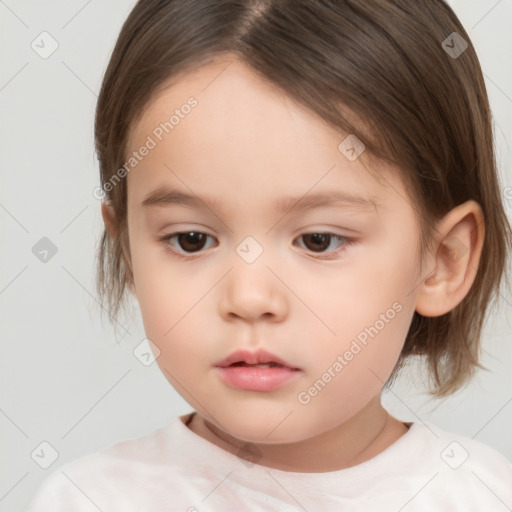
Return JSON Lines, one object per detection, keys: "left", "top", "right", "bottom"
{"left": 216, "top": 364, "right": 300, "bottom": 391}
{"left": 227, "top": 362, "right": 288, "bottom": 368}
{"left": 214, "top": 348, "right": 300, "bottom": 370}
{"left": 214, "top": 349, "right": 301, "bottom": 391}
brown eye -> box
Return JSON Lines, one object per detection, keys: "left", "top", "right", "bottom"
{"left": 160, "top": 230, "right": 353, "bottom": 260}
{"left": 301, "top": 233, "right": 331, "bottom": 252}
{"left": 176, "top": 232, "right": 207, "bottom": 252}
{"left": 161, "top": 231, "right": 215, "bottom": 254}
{"left": 295, "top": 232, "right": 353, "bottom": 258}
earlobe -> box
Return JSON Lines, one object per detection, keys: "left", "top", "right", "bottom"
{"left": 101, "top": 201, "right": 119, "bottom": 238}
{"left": 415, "top": 200, "right": 485, "bottom": 317}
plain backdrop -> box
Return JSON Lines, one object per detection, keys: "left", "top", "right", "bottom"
{"left": 0, "top": 1, "right": 511, "bottom": 510}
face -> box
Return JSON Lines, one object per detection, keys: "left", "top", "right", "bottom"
{"left": 124, "top": 55, "right": 423, "bottom": 444}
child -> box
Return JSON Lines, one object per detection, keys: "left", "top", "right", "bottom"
{"left": 28, "top": 0, "right": 512, "bottom": 510}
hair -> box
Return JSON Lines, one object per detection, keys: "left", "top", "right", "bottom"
{"left": 94, "top": 0, "right": 512, "bottom": 397}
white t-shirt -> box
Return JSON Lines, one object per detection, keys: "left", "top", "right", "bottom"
{"left": 26, "top": 412, "right": 512, "bottom": 511}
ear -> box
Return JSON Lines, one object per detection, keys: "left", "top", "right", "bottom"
{"left": 101, "top": 200, "right": 119, "bottom": 238}
{"left": 415, "top": 200, "right": 485, "bottom": 317}
{"left": 101, "top": 201, "right": 137, "bottom": 298}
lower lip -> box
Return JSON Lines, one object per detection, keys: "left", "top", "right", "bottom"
{"left": 216, "top": 365, "right": 300, "bottom": 391}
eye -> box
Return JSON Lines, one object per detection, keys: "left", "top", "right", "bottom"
{"left": 159, "top": 231, "right": 355, "bottom": 259}
{"left": 294, "top": 232, "right": 354, "bottom": 258}
{"left": 160, "top": 231, "right": 216, "bottom": 256}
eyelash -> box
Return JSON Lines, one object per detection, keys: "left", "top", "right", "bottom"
{"left": 158, "top": 231, "right": 356, "bottom": 260}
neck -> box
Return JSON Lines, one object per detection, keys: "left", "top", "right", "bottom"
{"left": 186, "top": 396, "right": 409, "bottom": 473}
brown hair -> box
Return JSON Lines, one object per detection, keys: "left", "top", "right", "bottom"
{"left": 94, "top": 0, "right": 512, "bottom": 397}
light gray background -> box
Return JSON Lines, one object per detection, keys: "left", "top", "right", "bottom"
{"left": 0, "top": 1, "right": 511, "bottom": 510}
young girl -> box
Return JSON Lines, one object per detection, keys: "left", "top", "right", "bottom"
{"left": 28, "top": 0, "right": 512, "bottom": 510}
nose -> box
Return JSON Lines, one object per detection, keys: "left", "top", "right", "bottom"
{"left": 218, "top": 260, "right": 289, "bottom": 323}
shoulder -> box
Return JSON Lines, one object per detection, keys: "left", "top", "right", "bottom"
{"left": 26, "top": 417, "right": 185, "bottom": 511}
{"left": 410, "top": 421, "right": 512, "bottom": 471}
{"left": 401, "top": 421, "right": 512, "bottom": 508}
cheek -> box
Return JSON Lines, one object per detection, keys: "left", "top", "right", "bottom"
{"left": 315, "top": 248, "right": 416, "bottom": 341}
{"left": 130, "top": 247, "right": 179, "bottom": 338}
{"left": 296, "top": 302, "right": 411, "bottom": 429}
{"left": 299, "top": 240, "right": 418, "bottom": 389}
{"left": 129, "top": 243, "right": 215, "bottom": 369}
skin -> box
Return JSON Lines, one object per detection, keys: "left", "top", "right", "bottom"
{"left": 102, "top": 54, "right": 485, "bottom": 473}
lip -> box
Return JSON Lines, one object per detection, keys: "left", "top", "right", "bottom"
{"left": 216, "top": 365, "right": 300, "bottom": 391}
{"left": 214, "top": 348, "right": 301, "bottom": 392}
{"left": 214, "top": 348, "right": 300, "bottom": 369}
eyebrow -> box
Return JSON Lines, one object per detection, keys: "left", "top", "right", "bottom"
{"left": 141, "top": 187, "right": 379, "bottom": 214}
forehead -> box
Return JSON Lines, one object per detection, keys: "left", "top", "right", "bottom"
{"left": 126, "top": 55, "right": 405, "bottom": 214}
{"left": 128, "top": 55, "right": 339, "bottom": 151}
